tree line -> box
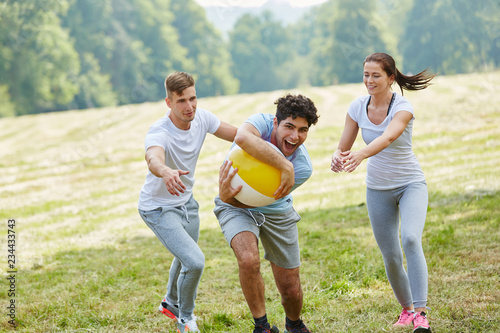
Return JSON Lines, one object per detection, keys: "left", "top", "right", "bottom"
{"left": 0, "top": 0, "right": 498, "bottom": 117}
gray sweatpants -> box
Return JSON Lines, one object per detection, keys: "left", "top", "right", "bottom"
{"left": 366, "top": 181, "right": 428, "bottom": 309}
{"left": 139, "top": 195, "right": 204, "bottom": 319}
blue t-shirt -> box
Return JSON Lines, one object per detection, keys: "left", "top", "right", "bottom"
{"left": 242, "top": 113, "right": 313, "bottom": 214}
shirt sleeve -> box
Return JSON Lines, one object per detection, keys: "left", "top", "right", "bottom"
{"left": 202, "top": 109, "right": 221, "bottom": 134}
{"left": 392, "top": 96, "right": 414, "bottom": 118}
{"left": 347, "top": 98, "right": 362, "bottom": 123}
{"left": 245, "top": 113, "right": 273, "bottom": 139}
{"left": 293, "top": 159, "right": 312, "bottom": 192}
{"left": 144, "top": 123, "right": 168, "bottom": 151}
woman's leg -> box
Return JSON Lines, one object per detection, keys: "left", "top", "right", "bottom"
{"left": 366, "top": 187, "right": 413, "bottom": 308}
{"left": 399, "top": 182, "right": 429, "bottom": 310}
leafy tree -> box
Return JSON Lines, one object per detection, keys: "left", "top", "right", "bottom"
{"left": 72, "top": 53, "right": 117, "bottom": 109}
{"left": 114, "top": 0, "right": 190, "bottom": 102}
{"left": 62, "top": 0, "right": 190, "bottom": 105}
{"left": 0, "top": 0, "right": 80, "bottom": 115}
{"left": 307, "top": 0, "right": 389, "bottom": 85}
{"left": 400, "top": 0, "right": 500, "bottom": 74}
{"left": 291, "top": 10, "right": 316, "bottom": 59}
{"left": 230, "top": 14, "right": 272, "bottom": 93}
{"left": 0, "top": 85, "right": 16, "bottom": 117}
{"left": 1, "top": 0, "right": 498, "bottom": 117}
{"left": 62, "top": 0, "right": 117, "bottom": 109}
{"left": 229, "top": 12, "right": 294, "bottom": 93}
{"left": 169, "top": 0, "right": 239, "bottom": 97}
{"left": 299, "top": 1, "right": 337, "bottom": 86}
{"left": 480, "top": 0, "right": 500, "bottom": 67}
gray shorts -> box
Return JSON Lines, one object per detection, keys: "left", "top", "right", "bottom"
{"left": 213, "top": 196, "right": 302, "bottom": 269}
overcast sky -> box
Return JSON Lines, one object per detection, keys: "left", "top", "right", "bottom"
{"left": 194, "top": 0, "right": 327, "bottom": 8}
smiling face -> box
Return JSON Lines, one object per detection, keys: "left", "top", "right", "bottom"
{"left": 166, "top": 86, "right": 197, "bottom": 130}
{"left": 363, "top": 61, "right": 395, "bottom": 96}
{"left": 271, "top": 116, "right": 309, "bottom": 157}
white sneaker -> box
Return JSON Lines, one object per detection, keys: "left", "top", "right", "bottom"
{"left": 177, "top": 315, "right": 200, "bottom": 332}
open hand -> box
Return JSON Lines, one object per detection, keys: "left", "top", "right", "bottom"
{"left": 219, "top": 160, "right": 242, "bottom": 203}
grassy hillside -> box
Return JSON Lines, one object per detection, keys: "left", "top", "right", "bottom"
{"left": 1, "top": 71, "right": 499, "bottom": 332}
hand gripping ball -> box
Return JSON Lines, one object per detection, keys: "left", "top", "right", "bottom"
{"left": 228, "top": 142, "right": 283, "bottom": 207}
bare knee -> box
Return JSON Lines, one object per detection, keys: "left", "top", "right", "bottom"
{"left": 237, "top": 252, "right": 260, "bottom": 275}
{"left": 272, "top": 265, "right": 302, "bottom": 301}
{"left": 281, "top": 282, "right": 302, "bottom": 301}
{"left": 231, "top": 232, "right": 260, "bottom": 275}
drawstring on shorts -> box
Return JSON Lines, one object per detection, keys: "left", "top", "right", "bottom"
{"left": 246, "top": 210, "right": 266, "bottom": 226}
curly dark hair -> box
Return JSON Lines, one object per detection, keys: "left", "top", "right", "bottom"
{"left": 274, "top": 94, "right": 319, "bottom": 127}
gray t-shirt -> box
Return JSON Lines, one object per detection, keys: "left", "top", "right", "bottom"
{"left": 348, "top": 93, "right": 425, "bottom": 190}
{"left": 138, "top": 108, "right": 220, "bottom": 210}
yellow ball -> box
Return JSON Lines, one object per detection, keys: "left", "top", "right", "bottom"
{"left": 228, "top": 142, "right": 283, "bottom": 207}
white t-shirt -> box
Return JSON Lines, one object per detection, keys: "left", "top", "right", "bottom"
{"left": 138, "top": 108, "right": 220, "bottom": 211}
{"left": 348, "top": 93, "right": 425, "bottom": 190}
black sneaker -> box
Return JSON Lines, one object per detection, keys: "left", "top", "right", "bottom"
{"left": 158, "top": 298, "right": 179, "bottom": 320}
{"left": 284, "top": 319, "right": 311, "bottom": 333}
{"left": 253, "top": 323, "right": 280, "bottom": 333}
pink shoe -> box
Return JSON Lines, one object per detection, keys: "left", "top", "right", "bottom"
{"left": 393, "top": 309, "right": 414, "bottom": 326}
{"left": 413, "top": 311, "right": 432, "bottom": 332}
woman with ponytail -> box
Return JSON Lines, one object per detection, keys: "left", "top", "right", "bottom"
{"left": 330, "top": 53, "right": 435, "bottom": 332}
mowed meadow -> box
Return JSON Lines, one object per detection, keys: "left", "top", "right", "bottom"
{"left": 1, "top": 71, "right": 499, "bottom": 332}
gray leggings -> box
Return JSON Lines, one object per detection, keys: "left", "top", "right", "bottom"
{"left": 139, "top": 196, "right": 204, "bottom": 319}
{"left": 366, "top": 182, "right": 428, "bottom": 309}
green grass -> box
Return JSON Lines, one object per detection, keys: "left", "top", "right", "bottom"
{"left": 1, "top": 71, "right": 499, "bottom": 332}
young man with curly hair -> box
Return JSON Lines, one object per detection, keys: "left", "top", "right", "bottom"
{"left": 215, "top": 94, "right": 319, "bottom": 333}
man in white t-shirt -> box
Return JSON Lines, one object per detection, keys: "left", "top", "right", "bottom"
{"left": 215, "top": 94, "right": 319, "bottom": 333}
{"left": 138, "top": 71, "right": 236, "bottom": 333}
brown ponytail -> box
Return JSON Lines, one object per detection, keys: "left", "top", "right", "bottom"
{"left": 364, "top": 53, "right": 436, "bottom": 95}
